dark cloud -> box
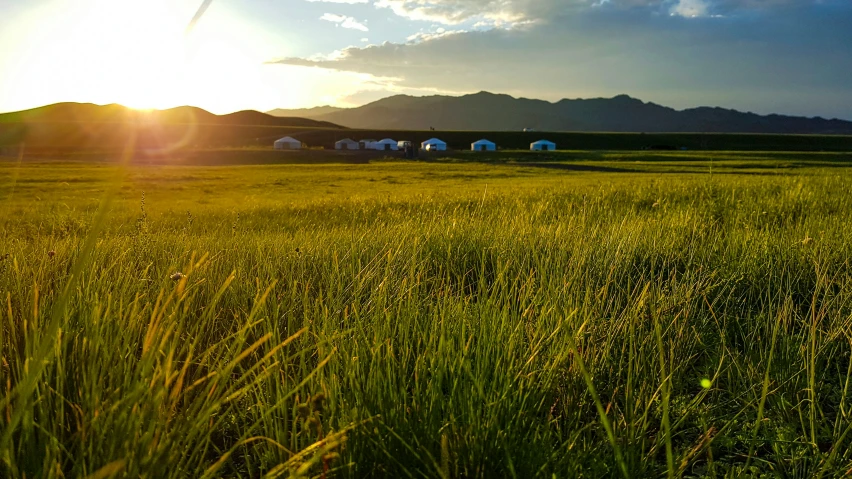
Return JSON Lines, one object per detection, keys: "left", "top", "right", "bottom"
{"left": 270, "top": 3, "right": 852, "bottom": 118}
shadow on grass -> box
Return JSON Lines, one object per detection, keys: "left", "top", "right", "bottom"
{"left": 516, "top": 162, "right": 635, "bottom": 173}
{"left": 504, "top": 161, "right": 825, "bottom": 176}
{"left": 427, "top": 151, "right": 852, "bottom": 176}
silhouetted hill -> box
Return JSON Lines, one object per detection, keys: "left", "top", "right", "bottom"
{"left": 268, "top": 91, "right": 852, "bottom": 134}
{"left": 0, "top": 102, "right": 342, "bottom": 128}
{"left": 0, "top": 102, "right": 343, "bottom": 154}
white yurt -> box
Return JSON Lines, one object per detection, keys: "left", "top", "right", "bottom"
{"left": 335, "top": 138, "right": 359, "bottom": 150}
{"left": 274, "top": 137, "right": 301, "bottom": 150}
{"left": 359, "top": 139, "right": 376, "bottom": 149}
{"left": 530, "top": 140, "right": 556, "bottom": 151}
{"left": 374, "top": 139, "right": 399, "bottom": 151}
{"left": 471, "top": 139, "right": 496, "bottom": 151}
{"left": 421, "top": 138, "right": 447, "bottom": 151}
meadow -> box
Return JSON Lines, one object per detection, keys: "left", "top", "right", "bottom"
{"left": 3, "top": 151, "right": 852, "bottom": 477}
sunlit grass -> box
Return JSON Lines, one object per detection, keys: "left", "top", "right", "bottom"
{"left": 3, "top": 156, "right": 852, "bottom": 476}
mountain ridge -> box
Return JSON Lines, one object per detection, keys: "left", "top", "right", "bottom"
{"left": 267, "top": 92, "right": 852, "bottom": 134}
{"left": 0, "top": 102, "right": 344, "bottom": 152}
{"left": 0, "top": 102, "right": 342, "bottom": 129}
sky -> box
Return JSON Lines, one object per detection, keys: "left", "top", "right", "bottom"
{"left": 0, "top": 0, "right": 850, "bottom": 119}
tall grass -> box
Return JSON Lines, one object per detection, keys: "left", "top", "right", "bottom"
{"left": 3, "top": 162, "right": 852, "bottom": 477}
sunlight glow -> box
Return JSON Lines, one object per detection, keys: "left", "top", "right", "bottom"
{"left": 1, "top": 0, "right": 191, "bottom": 110}
{"left": 0, "top": 0, "right": 385, "bottom": 114}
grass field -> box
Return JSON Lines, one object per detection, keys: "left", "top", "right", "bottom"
{"left": 4, "top": 152, "right": 852, "bottom": 477}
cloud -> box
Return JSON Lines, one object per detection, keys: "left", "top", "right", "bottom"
{"left": 406, "top": 29, "right": 466, "bottom": 42}
{"left": 307, "top": 0, "right": 368, "bottom": 3}
{"left": 271, "top": 3, "right": 852, "bottom": 118}
{"left": 374, "top": 0, "right": 566, "bottom": 25}
{"left": 670, "top": 0, "right": 710, "bottom": 17}
{"left": 373, "top": 0, "right": 840, "bottom": 25}
{"left": 319, "top": 13, "right": 370, "bottom": 31}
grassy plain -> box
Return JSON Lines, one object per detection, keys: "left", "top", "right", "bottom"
{"left": 3, "top": 151, "right": 852, "bottom": 477}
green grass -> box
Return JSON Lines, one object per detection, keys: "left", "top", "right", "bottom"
{"left": 3, "top": 154, "right": 852, "bottom": 477}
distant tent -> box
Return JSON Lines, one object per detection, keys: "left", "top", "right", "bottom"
{"left": 335, "top": 138, "right": 359, "bottom": 150}
{"left": 374, "top": 139, "right": 399, "bottom": 151}
{"left": 274, "top": 136, "right": 301, "bottom": 150}
{"left": 421, "top": 138, "right": 447, "bottom": 151}
{"left": 530, "top": 140, "right": 555, "bottom": 151}
{"left": 359, "top": 139, "right": 376, "bottom": 149}
{"left": 471, "top": 139, "right": 496, "bottom": 151}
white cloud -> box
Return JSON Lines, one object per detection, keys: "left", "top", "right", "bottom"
{"left": 670, "top": 0, "right": 710, "bottom": 17}
{"left": 361, "top": 37, "right": 370, "bottom": 42}
{"left": 374, "top": 0, "right": 534, "bottom": 25}
{"left": 320, "top": 13, "right": 348, "bottom": 22}
{"left": 319, "top": 13, "right": 369, "bottom": 31}
{"left": 307, "top": 0, "right": 368, "bottom": 3}
{"left": 406, "top": 29, "right": 466, "bottom": 43}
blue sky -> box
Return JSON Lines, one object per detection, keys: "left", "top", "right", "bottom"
{"left": 0, "top": 0, "right": 850, "bottom": 119}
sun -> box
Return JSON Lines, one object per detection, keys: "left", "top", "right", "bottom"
{"left": 80, "top": 0, "right": 191, "bottom": 111}
{"left": 2, "top": 0, "right": 198, "bottom": 112}
{"left": 0, "top": 0, "right": 186, "bottom": 108}
{"left": 0, "top": 0, "right": 370, "bottom": 115}
{"left": 41, "top": 0, "right": 290, "bottom": 113}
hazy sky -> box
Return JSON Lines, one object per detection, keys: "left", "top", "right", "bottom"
{"left": 0, "top": 0, "right": 850, "bottom": 119}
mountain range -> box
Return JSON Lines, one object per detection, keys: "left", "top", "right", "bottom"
{"left": 0, "top": 103, "right": 342, "bottom": 153}
{"left": 268, "top": 92, "right": 852, "bottom": 134}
